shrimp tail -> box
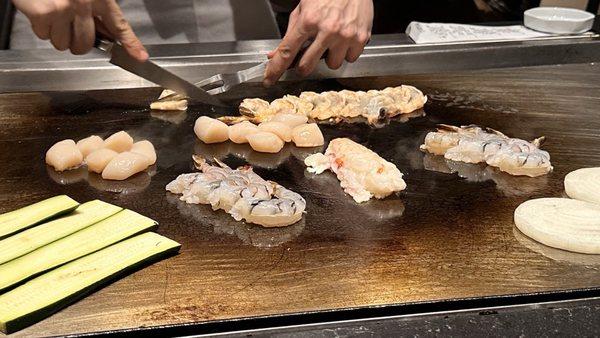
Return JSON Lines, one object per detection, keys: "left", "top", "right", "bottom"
{"left": 532, "top": 136, "right": 546, "bottom": 148}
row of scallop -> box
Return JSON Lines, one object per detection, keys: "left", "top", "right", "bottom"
{"left": 194, "top": 114, "right": 324, "bottom": 153}
{"left": 45, "top": 131, "right": 156, "bottom": 181}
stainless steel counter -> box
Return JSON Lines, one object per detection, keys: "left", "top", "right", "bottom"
{"left": 1, "top": 34, "right": 599, "bottom": 93}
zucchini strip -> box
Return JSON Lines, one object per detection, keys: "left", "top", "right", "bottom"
{"left": 0, "top": 232, "right": 181, "bottom": 334}
{"left": 0, "top": 209, "right": 157, "bottom": 292}
{"left": 0, "top": 200, "right": 122, "bottom": 265}
{"left": 0, "top": 195, "right": 79, "bottom": 239}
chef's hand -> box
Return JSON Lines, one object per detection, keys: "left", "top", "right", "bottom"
{"left": 264, "top": 0, "right": 373, "bottom": 86}
{"left": 11, "top": 0, "right": 148, "bottom": 61}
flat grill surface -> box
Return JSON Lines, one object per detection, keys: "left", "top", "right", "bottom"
{"left": 1, "top": 64, "right": 600, "bottom": 337}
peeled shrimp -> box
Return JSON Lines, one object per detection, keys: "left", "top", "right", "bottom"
{"left": 86, "top": 148, "right": 118, "bottom": 173}
{"left": 102, "top": 151, "right": 149, "bottom": 180}
{"left": 228, "top": 121, "right": 259, "bottom": 144}
{"left": 305, "top": 138, "right": 406, "bottom": 203}
{"left": 292, "top": 123, "right": 324, "bottom": 147}
{"left": 131, "top": 140, "right": 157, "bottom": 166}
{"left": 103, "top": 131, "right": 133, "bottom": 153}
{"left": 219, "top": 85, "right": 427, "bottom": 126}
{"left": 46, "top": 139, "right": 84, "bottom": 171}
{"left": 166, "top": 155, "right": 306, "bottom": 227}
{"left": 247, "top": 132, "right": 285, "bottom": 153}
{"left": 258, "top": 121, "right": 292, "bottom": 142}
{"left": 420, "top": 124, "right": 552, "bottom": 177}
{"left": 194, "top": 116, "right": 230, "bottom": 144}
{"left": 76, "top": 135, "right": 104, "bottom": 157}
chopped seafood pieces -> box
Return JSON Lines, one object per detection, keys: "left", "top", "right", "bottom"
{"left": 219, "top": 85, "right": 427, "bottom": 126}
{"left": 228, "top": 121, "right": 259, "bottom": 144}
{"left": 150, "top": 89, "right": 188, "bottom": 111}
{"left": 291, "top": 123, "right": 325, "bottom": 148}
{"left": 86, "top": 148, "right": 118, "bottom": 174}
{"left": 258, "top": 122, "right": 292, "bottom": 142}
{"left": 76, "top": 136, "right": 104, "bottom": 157}
{"left": 271, "top": 113, "right": 309, "bottom": 128}
{"left": 46, "top": 140, "right": 84, "bottom": 172}
{"left": 103, "top": 131, "right": 134, "bottom": 153}
{"left": 131, "top": 140, "right": 157, "bottom": 166}
{"left": 102, "top": 152, "right": 150, "bottom": 180}
{"left": 420, "top": 124, "right": 553, "bottom": 177}
{"left": 166, "top": 156, "right": 306, "bottom": 227}
{"left": 247, "top": 132, "right": 285, "bottom": 153}
{"left": 194, "top": 116, "right": 230, "bottom": 144}
{"left": 305, "top": 138, "right": 406, "bottom": 203}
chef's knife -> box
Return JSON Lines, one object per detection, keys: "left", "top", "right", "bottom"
{"left": 94, "top": 38, "right": 224, "bottom": 107}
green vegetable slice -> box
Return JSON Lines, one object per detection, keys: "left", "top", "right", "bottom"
{"left": 0, "top": 232, "right": 181, "bottom": 334}
{"left": 0, "top": 200, "right": 122, "bottom": 265}
{"left": 0, "top": 209, "right": 157, "bottom": 292}
{"left": 0, "top": 195, "right": 79, "bottom": 239}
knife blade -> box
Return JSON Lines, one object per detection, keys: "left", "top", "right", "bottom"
{"left": 95, "top": 38, "right": 224, "bottom": 107}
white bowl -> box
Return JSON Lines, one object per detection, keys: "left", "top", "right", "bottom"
{"left": 524, "top": 7, "right": 594, "bottom": 34}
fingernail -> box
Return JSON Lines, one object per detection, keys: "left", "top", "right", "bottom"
{"left": 139, "top": 50, "right": 149, "bottom": 61}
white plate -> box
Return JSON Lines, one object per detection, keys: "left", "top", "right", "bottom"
{"left": 524, "top": 7, "right": 595, "bottom": 34}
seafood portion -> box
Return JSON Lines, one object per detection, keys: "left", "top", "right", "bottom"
{"left": 192, "top": 116, "right": 324, "bottom": 153}
{"left": 150, "top": 89, "right": 188, "bottom": 111}
{"left": 564, "top": 167, "right": 600, "bottom": 205}
{"left": 166, "top": 156, "right": 306, "bottom": 227}
{"left": 46, "top": 131, "right": 156, "bottom": 181}
{"left": 420, "top": 124, "right": 552, "bottom": 177}
{"left": 219, "top": 85, "right": 427, "bottom": 126}
{"left": 305, "top": 138, "right": 406, "bottom": 203}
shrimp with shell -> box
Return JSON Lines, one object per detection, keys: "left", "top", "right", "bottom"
{"left": 420, "top": 124, "right": 553, "bottom": 177}
{"left": 166, "top": 155, "right": 306, "bottom": 227}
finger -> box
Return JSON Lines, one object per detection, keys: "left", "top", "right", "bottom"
{"left": 296, "top": 32, "right": 332, "bottom": 77}
{"left": 71, "top": 0, "right": 94, "bottom": 55}
{"left": 31, "top": 20, "right": 51, "bottom": 40}
{"left": 345, "top": 31, "right": 370, "bottom": 63}
{"left": 49, "top": 13, "right": 73, "bottom": 51}
{"left": 263, "top": 16, "right": 312, "bottom": 86}
{"left": 94, "top": 0, "right": 148, "bottom": 61}
{"left": 325, "top": 39, "right": 349, "bottom": 70}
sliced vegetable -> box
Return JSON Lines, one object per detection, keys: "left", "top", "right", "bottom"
{"left": 0, "top": 232, "right": 181, "bottom": 334}
{"left": 0, "top": 209, "right": 157, "bottom": 292}
{"left": 0, "top": 200, "right": 122, "bottom": 265}
{"left": 0, "top": 195, "right": 79, "bottom": 240}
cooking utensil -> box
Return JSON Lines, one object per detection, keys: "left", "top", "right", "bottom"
{"left": 94, "top": 37, "right": 225, "bottom": 107}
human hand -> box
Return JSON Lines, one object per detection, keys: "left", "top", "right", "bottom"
{"left": 264, "top": 0, "right": 373, "bottom": 86}
{"left": 12, "top": 0, "right": 148, "bottom": 61}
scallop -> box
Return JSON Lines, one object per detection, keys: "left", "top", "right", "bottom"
{"left": 76, "top": 135, "right": 104, "bottom": 157}
{"left": 228, "top": 121, "right": 259, "bottom": 144}
{"left": 131, "top": 140, "right": 157, "bottom": 165}
{"left": 271, "top": 113, "right": 309, "bottom": 128}
{"left": 247, "top": 132, "right": 285, "bottom": 153}
{"left": 194, "top": 116, "right": 229, "bottom": 144}
{"left": 291, "top": 124, "right": 324, "bottom": 147}
{"left": 102, "top": 151, "right": 150, "bottom": 180}
{"left": 86, "top": 148, "right": 119, "bottom": 173}
{"left": 258, "top": 122, "right": 292, "bottom": 142}
{"left": 45, "top": 139, "right": 84, "bottom": 171}
{"left": 103, "top": 131, "right": 133, "bottom": 153}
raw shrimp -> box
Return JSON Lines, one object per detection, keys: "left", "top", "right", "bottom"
{"left": 46, "top": 139, "right": 84, "bottom": 171}
{"left": 76, "top": 135, "right": 104, "bottom": 157}
{"left": 166, "top": 155, "right": 306, "bottom": 227}
{"left": 218, "top": 85, "right": 427, "bottom": 127}
{"left": 305, "top": 138, "right": 406, "bottom": 203}
{"left": 103, "top": 131, "right": 133, "bottom": 153}
{"left": 420, "top": 124, "right": 553, "bottom": 177}
{"left": 292, "top": 124, "right": 325, "bottom": 147}
{"left": 228, "top": 121, "right": 259, "bottom": 144}
{"left": 247, "top": 132, "right": 285, "bottom": 153}
{"left": 194, "top": 116, "right": 230, "bottom": 144}
{"left": 102, "top": 151, "right": 150, "bottom": 180}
